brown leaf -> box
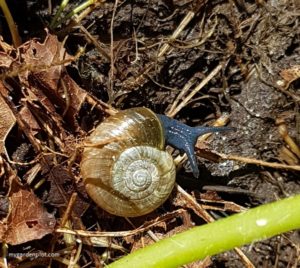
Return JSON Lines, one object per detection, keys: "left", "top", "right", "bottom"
{"left": 19, "top": 33, "right": 67, "bottom": 84}
{"left": 17, "top": 34, "right": 69, "bottom": 143}
{"left": 280, "top": 65, "right": 300, "bottom": 84}
{"left": 47, "top": 165, "right": 89, "bottom": 217}
{"left": 0, "top": 89, "right": 16, "bottom": 156}
{"left": 46, "top": 165, "right": 73, "bottom": 206}
{"left": 59, "top": 72, "right": 87, "bottom": 131}
{"left": 19, "top": 105, "right": 41, "bottom": 136}
{"left": 0, "top": 188, "right": 56, "bottom": 245}
{"left": 0, "top": 196, "right": 9, "bottom": 218}
{"left": 19, "top": 32, "right": 86, "bottom": 131}
{"left": 0, "top": 51, "right": 15, "bottom": 68}
{"left": 0, "top": 36, "right": 18, "bottom": 55}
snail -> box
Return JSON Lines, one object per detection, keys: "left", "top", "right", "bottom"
{"left": 80, "top": 107, "right": 234, "bottom": 217}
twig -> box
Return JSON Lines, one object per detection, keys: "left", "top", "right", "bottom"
{"left": 77, "top": 25, "right": 111, "bottom": 62}
{"left": 56, "top": 209, "right": 186, "bottom": 237}
{"left": 108, "top": 0, "right": 119, "bottom": 101}
{"left": 61, "top": 193, "right": 78, "bottom": 227}
{"left": 176, "top": 184, "right": 213, "bottom": 222}
{"left": 167, "top": 63, "right": 224, "bottom": 117}
{"left": 167, "top": 78, "right": 197, "bottom": 117}
{"left": 122, "top": 10, "right": 196, "bottom": 92}
{"left": 158, "top": 11, "right": 194, "bottom": 58}
{"left": 219, "top": 153, "right": 300, "bottom": 171}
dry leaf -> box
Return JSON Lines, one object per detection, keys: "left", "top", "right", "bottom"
{"left": 59, "top": 72, "right": 87, "bottom": 131}
{"left": 280, "top": 65, "right": 300, "bottom": 84}
{"left": 0, "top": 188, "right": 56, "bottom": 245}
{"left": 19, "top": 32, "right": 86, "bottom": 131}
{"left": 0, "top": 51, "right": 15, "bottom": 68}
{"left": 47, "top": 165, "right": 89, "bottom": 217}
{"left": 19, "top": 33, "right": 67, "bottom": 83}
{"left": 19, "top": 105, "right": 41, "bottom": 136}
{"left": 0, "top": 90, "right": 16, "bottom": 156}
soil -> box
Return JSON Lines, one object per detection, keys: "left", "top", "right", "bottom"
{"left": 1, "top": 0, "right": 299, "bottom": 267}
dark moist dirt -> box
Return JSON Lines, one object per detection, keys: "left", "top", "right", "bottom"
{"left": 2, "top": 0, "right": 300, "bottom": 267}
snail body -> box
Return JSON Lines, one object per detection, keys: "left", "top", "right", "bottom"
{"left": 81, "top": 108, "right": 176, "bottom": 217}
{"left": 81, "top": 107, "right": 234, "bottom": 217}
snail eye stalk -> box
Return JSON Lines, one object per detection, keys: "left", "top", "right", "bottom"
{"left": 157, "top": 114, "right": 235, "bottom": 178}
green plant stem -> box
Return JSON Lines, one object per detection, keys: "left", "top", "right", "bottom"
{"left": 108, "top": 194, "right": 300, "bottom": 268}
{"left": 0, "top": 0, "right": 21, "bottom": 47}
{"left": 63, "top": 0, "right": 95, "bottom": 22}
{"left": 50, "top": 0, "right": 95, "bottom": 29}
{"left": 50, "top": 0, "right": 70, "bottom": 29}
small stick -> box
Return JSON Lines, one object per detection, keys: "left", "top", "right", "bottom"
{"left": 158, "top": 11, "right": 195, "bottom": 58}
{"left": 219, "top": 153, "right": 300, "bottom": 171}
{"left": 56, "top": 209, "right": 186, "bottom": 237}
{"left": 61, "top": 193, "right": 78, "bottom": 227}
{"left": 168, "top": 63, "right": 224, "bottom": 117}
{"left": 176, "top": 184, "right": 213, "bottom": 223}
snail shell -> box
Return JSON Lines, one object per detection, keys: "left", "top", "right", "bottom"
{"left": 80, "top": 108, "right": 176, "bottom": 217}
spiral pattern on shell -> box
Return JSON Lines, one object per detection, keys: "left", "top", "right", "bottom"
{"left": 80, "top": 108, "right": 176, "bottom": 217}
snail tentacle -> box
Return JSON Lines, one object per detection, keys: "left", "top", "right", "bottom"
{"left": 157, "top": 114, "right": 235, "bottom": 178}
